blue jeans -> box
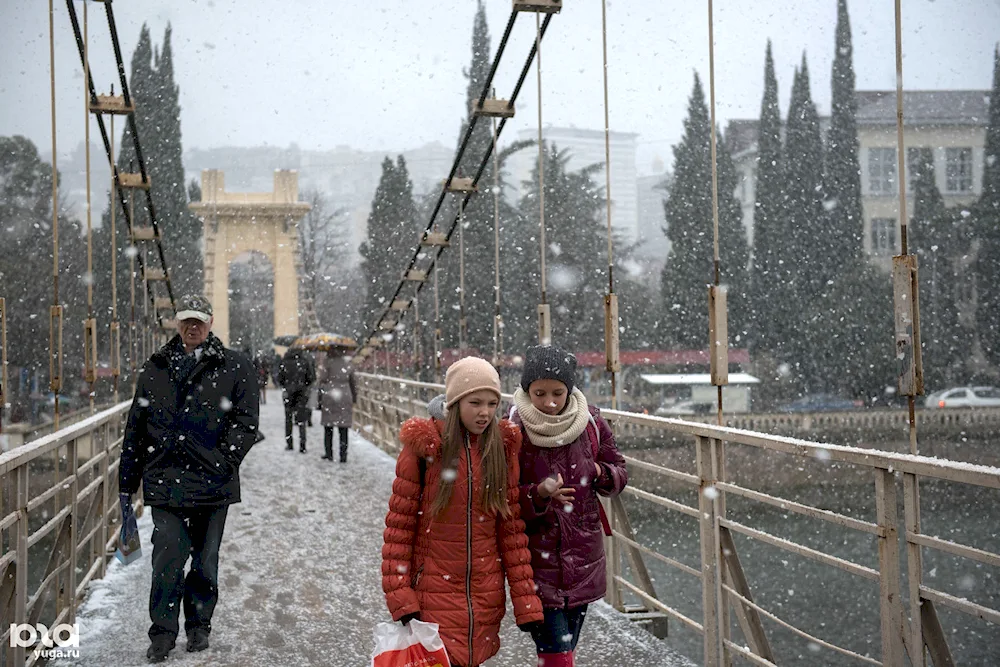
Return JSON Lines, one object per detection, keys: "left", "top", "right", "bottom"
{"left": 529, "top": 604, "right": 588, "bottom": 653}
{"left": 149, "top": 505, "right": 228, "bottom": 640}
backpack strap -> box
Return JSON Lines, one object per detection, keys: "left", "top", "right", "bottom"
{"left": 587, "top": 412, "right": 613, "bottom": 537}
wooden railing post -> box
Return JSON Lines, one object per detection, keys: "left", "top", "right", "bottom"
{"left": 98, "top": 420, "right": 110, "bottom": 578}
{"left": 603, "top": 495, "right": 623, "bottom": 610}
{"left": 13, "top": 465, "right": 28, "bottom": 666}
{"left": 697, "top": 435, "right": 722, "bottom": 666}
{"left": 903, "top": 471, "right": 924, "bottom": 667}
{"left": 66, "top": 436, "right": 79, "bottom": 623}
{"left": 875, "top": 468, "right": 904, "bottom": 666}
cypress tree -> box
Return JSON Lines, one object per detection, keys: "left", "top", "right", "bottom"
{"left": 912, "top": 155, "right": 971, "bottom": 388}
{"left": 783, "top": 56, "right": 827, "bottom": 304}
{"left": 976, "top": 45, "right": 1000, "bottom": 367}
{"left": 150, "top": 25, "right": 202, "bottom": 298}
{"left": 359, "top": 157, "right": 420, "bottom": 338}
{"left": 94, "top": 23, "right": 199, "bottom": 376}
{"left": 660, "top": 74, "right": 748, "bottom": 350}
{"left": 748, "top": 41, "right": 786, "bottom": 357}
{"left": 781, "top": 56, "right": 828, "bottom": 386}
{"left": 825, "top": 0, "right": 864, "bottom": 260}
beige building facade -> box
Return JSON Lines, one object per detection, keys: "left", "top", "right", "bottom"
{"left": 188, "top": 169, "right": 311, "bottom": 346}
{"left": 727, "top": 90, "right": 989, "bottom": 267}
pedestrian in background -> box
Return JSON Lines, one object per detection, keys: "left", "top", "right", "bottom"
{"left": 317, "top": 350, "right": 357, "bottom": 462}
{"left": 276, "top": 346, "right": 315, "bottom": 453}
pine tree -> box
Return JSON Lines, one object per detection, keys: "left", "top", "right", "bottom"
{"left": 911, "top": 155, "right": 971, "bottom": 388}
{"left": 660, "top": 74, "right": 748, "bottom": 350}
{"left": 748, "top": 41, "right": 786, "bottom": 358}
{"left": 825, "top": 0, "right": 864, "bottom": 260}
{"left": 359, "top": 157, "right": 420, "bottom": 338}
{"left": 516, "top": 145, "right": 606, "bottom": 351}
{"left": 0, "top": 136, "right": 90, "bottom": 407}
{"left": 976, "top": 45, "right": 1000, "bottom": 367}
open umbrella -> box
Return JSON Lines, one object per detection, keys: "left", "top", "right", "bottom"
{"left": 293, "top": 332, "right": 358, "bottom": 352}
{"left": 273, "top": 334, "right": 300, "bottom": 347}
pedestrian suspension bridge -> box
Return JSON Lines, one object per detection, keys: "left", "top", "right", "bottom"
{"left": 2, "top": 1, "right": 1000, "bottom": 666}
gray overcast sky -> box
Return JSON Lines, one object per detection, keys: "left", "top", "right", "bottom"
{"left": 1, "top": 0, "right": 997, "bottom": 172}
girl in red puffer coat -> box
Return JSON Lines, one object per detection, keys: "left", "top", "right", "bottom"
{"left": 381, "top": 356, "right": 543, "bottom": 667}
{"left": 512, "top": 345, "right": 628, "bottom": 667}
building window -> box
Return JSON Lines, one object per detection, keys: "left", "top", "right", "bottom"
{"left": 868, "top": 147, "right": 897, "bottom": 194}
{"left": 945, "top": 147, "right": 973, "bottom": 193}
{"left": 907, "top": 147, "right": 933, "bottom": 192}
{"left": 871, "top": 218, "right": 897, "bottom": 256}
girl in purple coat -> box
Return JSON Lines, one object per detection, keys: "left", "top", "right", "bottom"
{"left": 511, "top": 345, "right": 628, "bottom": 667}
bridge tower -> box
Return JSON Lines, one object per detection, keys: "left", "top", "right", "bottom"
{"left": 189, "top": 169, "right": 312, "bottom": 346}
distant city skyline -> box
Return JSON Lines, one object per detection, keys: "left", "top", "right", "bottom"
{"left": 2, "top": 0, "right": 996, "bottom": 178}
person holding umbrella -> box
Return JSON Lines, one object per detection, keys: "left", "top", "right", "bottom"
{"left": 316, "top": 345, "right": 357, "bottom": 462}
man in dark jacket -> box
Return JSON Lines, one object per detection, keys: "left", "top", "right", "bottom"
{"left": 276, "top": 347, "right": 315, "bottom": 452}
{"left": 119, "top": 294, "right": 259, "bottom": 663}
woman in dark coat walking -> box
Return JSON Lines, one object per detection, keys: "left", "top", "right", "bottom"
{"left": 512, "top": 345, "right": 628, "bottom": 667}
{"left": 316, "top": 352, "right": 356, "bottom": 461}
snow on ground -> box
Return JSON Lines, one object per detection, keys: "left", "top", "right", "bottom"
{"left": 55, "top": 390, "right": 695, "bottom": 667}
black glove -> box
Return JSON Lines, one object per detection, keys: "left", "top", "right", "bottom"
{"left": 517, "top": 621, "right": 543, "bottom": 634}
{"left": 399, "top": 612, "right": 420, "bottom": 626}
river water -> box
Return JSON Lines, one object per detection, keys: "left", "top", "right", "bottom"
{"left": 618, "top": 451, "right": 1000, "bottom": 665}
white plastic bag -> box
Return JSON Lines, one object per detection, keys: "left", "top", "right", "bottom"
{"left": 371, "top": 619, "right": 451, "bottom": 667}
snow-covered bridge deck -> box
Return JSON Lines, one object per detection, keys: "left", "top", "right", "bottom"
{"left": 54, "top": 393, "right": 693, "bottom": 667}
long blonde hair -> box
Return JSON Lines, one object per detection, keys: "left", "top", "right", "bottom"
{"left": 430, "top": 405, "right": 512, "bottom": 519}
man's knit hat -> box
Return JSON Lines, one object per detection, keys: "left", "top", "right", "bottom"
{"left": 445, "top": 357, "right": 502, "bottom": 408}
{"left": 520, "top": 345, "right": 577, "bottom": 395}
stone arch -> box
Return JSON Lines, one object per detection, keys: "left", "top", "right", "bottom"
{"left": 189, "top": 170, "right": 311, "bottom": 347}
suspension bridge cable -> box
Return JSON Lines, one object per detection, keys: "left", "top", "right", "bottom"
{"left": 83, "top": 0, "right": 96, "bottom": 412}
{"left": 600, "top": 0, "right": 620, "bottom": 410}
{"left": 491, "top": 110, "right": 502, "bottom": 365}
{"left": 706, "top": 0, "right": 727, "bottom": 428}
{"left": 535, "top": 14, "right": 548, "bottom": 316}
{"left": 63, "top": 0, "right": 167, "bottom": 329}
{"left": 357, "top": 9, "right": 556, "bottom": 364}
{"left": 458, "top": 198, "right": 467, "bottom": 354}
{"left": 110, "top": 107, "right": 119, "bottom": 401}
{"left": 49, "top": 0, "right": 62, "bottom": 428}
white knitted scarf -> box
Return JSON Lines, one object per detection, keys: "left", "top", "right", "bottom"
{"left": 513, "top": 387, "right": 591, "bottom": 449}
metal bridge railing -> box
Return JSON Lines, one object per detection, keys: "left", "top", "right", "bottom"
{"left": 354, "top": 372, "right": 1000, "bottom": 667}
{"left": 0, "top": 401, "right": 133, "bottom": 667}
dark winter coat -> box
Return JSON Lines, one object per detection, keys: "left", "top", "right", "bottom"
{"left": 317, "top": 354, "right": 356, "bottom": 427}
{"left": 276, "top": 348, "right": 316, "bottom": 392}
{"left": 119, "top": 333, "right": 260, "bottom": 508}
{"left": 514, "top": 406, "right": 628, "bottom": 609}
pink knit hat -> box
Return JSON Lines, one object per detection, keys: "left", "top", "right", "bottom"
{"left": 445, "top": 357, "right": 501, "bottom": 408}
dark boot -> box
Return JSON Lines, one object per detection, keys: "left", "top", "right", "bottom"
{"left": 186, "top": 628, "right": 209, "bottom": 653}
{"left": 285, "top": 409, "right": 293, "bottom": 450}
{"left": 339, "top": 427, "right": 349, "bottom": 463}
{"left": 146, "top": 636, "right": 175, "bottom": 663}
{"left": 299, "top": 421, "right": 307, "bottom": 453}
{"left": 322, "top": 427, "right": 334, "bottom": 460}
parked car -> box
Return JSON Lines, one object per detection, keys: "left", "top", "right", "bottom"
{"left": 923, "top": 386, "right": 1000, "bottom": 409}
{"left": 776, "top": 394, "right": 863, "bottom": 413}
